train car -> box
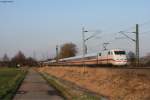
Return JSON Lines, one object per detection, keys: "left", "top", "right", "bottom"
{"left": 59, "top": 49, "right": 127, "bottom": 66}
{"left": 60, "top": 53, "right": 97, "bottom": 65}
{"left": 97, "top": 49, "right": 127, "bottom": 65}
{"left": 47, "top": 49, "right": 127, "bottom": 66}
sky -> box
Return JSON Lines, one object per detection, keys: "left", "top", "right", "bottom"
{"left": 0, "top": 0, "right": 150, "bottom": 60}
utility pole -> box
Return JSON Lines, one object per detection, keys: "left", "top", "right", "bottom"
{"left": 81, "top": 27, "right": 101, "bottom": 73}
{"left": 82, "top": 27, "right": 85, "bottom": 57}
{"left": 82, "top": 27, "right": 86, "bottom": 73}
{"left": 135, "top": 24, "right": 139, "bottom": 66}
{"left": 85, "top": 45, "right": 87, "bottom": 54}
{"left": 119, "top": 24, "right": 140, "bottom": 67}
{"left": 56, "top": 45, "right": 59, "bottom": 63}
{"left": 82, "top": 27, "right": 88, "bottom": 55}
{"left": 82, "top": 27, "right": 88, "bottom": 73}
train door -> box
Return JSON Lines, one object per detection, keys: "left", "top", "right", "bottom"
{"left": 97, "top": 52, "right": 102, "bottom": 65}
{"left": 107, "top": 51, "right": 112, "bottom": 65}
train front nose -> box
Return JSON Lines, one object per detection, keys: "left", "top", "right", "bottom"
{"left": 114, "top": 57, "right": 127, "bottom": 65}
{"left": 114, "top": 61, "right": 127, "bottom": 65}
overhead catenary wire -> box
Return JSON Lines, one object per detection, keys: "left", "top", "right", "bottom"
{"left": 90, "top": 20, "right": 150, "bottom": 48}
{"left": 104, "top": 19, "right": 150, "bottom": 37}
{"left": 141, "top": 30, "right": 150, "bottom": 34}
{"left": 139, "top": 20, "right": 150, "bottom": 27}
{"left": 75, "top": 20, "right": 150, "bottom": 57}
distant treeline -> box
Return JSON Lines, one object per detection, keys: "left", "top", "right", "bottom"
{"left": 0, "top": 51, "right": 38, "bottom": 67}
{"left": 128, "top": 51, "right": 150, "bottom": 67}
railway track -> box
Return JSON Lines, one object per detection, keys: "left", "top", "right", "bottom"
{"left": 45, "top": 64, "right": 150, "bottom": 69}
{"left": 92, "top": 66, "right": 150, "bottom": 69}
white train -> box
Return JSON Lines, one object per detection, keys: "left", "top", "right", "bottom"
{"left": 47, "top": 49, "right": 127, "bottom": 66}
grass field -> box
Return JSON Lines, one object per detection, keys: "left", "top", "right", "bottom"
{"left": 39, "top": 66, "right": 150, "bottom": 100}
{"left": 0, "top": 67, "right": 27, "bottom": 100}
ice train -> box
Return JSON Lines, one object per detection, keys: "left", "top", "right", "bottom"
{"left": 47, "top": 49, "right": 127, "bottom": 66}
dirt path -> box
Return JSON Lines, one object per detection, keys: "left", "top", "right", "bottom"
{"left": 13, "top": 68, "right": 63, "bottom": 100}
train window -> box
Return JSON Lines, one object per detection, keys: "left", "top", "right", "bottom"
{"left": 108, "top": 51, "right": 110, "bottom": 55}
{"left": 99, "top": 53, "right": 101, "bottom": 56}
{"left": 114, "top": 51, "right": 126, "bottom": 55}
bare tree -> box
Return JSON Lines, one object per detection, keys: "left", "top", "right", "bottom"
{"left": 143, "top": 53, "right": 150, "bottom": 66}
{"left": 11, "top": 51, "right": 26, "bottom": 66}
{"left": 26, "top": 57, "right": 38, "bottom": 66}
{"left": 59, "top": 43, "right": 78, "bottom": 58}
{"left": 2, "top": 53, "right": 9, "bottom": 62}
{"left": 0, "top": 53, "right": 10, "bottom": 67}
{"left": 128, "top": 51, "right": 136, "bottom": 65}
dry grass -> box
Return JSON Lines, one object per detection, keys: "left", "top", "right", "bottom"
{"left": 38, "top": 66, "right": 150, "bottom": 100}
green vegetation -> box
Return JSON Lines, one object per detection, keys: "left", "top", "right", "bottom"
{"left": 41, "top": 72, "right": 102, "bottom": 100}
{"left": 0, "top": 67, "right": 27, "bottom": 100}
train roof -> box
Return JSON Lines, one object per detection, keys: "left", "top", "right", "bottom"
{"left": 59, "top": 48, "right": 126, "bottom": 61}
{"left": 111, "top": 48, "right": 125, "bottom": 51}
{"left": 60, "top": 52, "right": 97, "bottom": 61}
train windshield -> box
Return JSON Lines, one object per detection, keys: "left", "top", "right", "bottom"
{"left": 114, "top": 51, "right": 126, "bottom": 55}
